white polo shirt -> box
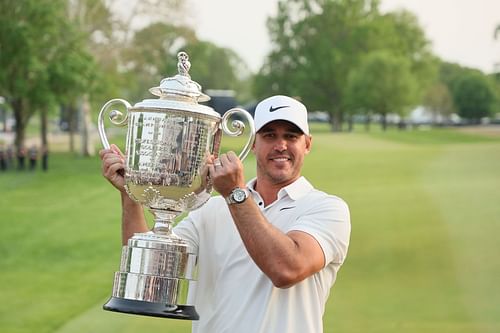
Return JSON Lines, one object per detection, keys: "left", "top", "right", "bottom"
{"left": 174, "top": 176, "right": 351, "bottom": 333}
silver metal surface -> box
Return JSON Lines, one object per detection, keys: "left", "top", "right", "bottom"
{"left": 98, "top": 51, "right": 255, "bottom": 316}
{"left": 111, "top": 232, "right": 197, "bottom": 305}
{"left": 120, "top": 239, "right": 197, "bottom": 279}
{"left": 123, "top": 108, "right": 219, "bottom": 215}
{"left": 112, "top": 272, "right": 191, "bottom": 305}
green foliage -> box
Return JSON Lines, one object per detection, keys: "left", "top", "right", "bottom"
{"left": 453, "top": 71, "right": 497, "bottom": 121}
{"left": 422, "top": 82, "right": 455, "bottom": 121}
{"left": 346, "top": 50, "right": 419, "bottom": 128}
{"left": 110, "top": 22, "right": 250, "bottom": 105}
{"left": 366, "top": 10, "right": 438, "bottom": 94}
{"left": 255, "top": 0, "right": 436, "bottom": 131}
{"left": 0, "top": 0, "right": 96, "bottom": 148}
{"left": 256, "top": 0, "right": 377, "bottom": 101}
{"left": 183, "top": 41, "right": 251, "bottom": 92}
{"left": 488, "top": 72, "right": 500, "bottom": 115}
{"left": 120, "top": 22, "right": 197, "bottom": 101}
{"left": 437, "top": 61, "right": 500, "bottom": 121}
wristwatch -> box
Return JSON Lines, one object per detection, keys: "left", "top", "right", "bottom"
{"left": 225, "top": 187, "right": 250, "bottom": 205}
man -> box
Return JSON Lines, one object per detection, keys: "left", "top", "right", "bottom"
{"left": 100, "top": 95, "right": 351, "bottom": 333}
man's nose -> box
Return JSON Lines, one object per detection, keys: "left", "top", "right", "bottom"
{"left": 273, "top": 138, "right": 287, "bottom": 152}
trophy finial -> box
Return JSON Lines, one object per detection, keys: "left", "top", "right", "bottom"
{"left": 149, "top": 51, "right": 209, "bottom": 102}
{"left": 177, "top": 51, "right": 191, "bottom": 77}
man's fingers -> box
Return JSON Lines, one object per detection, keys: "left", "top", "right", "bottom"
{"left": 107, "top": 161, "right": 124, "bottom": 175}
{"left": 219, "top": 153, "right": 231, "bottom": 166}
{"left": 103, "top": 155, "right": 123, "bottom": 169}
{"left": 110, "top": 144, "right": 124, "bottom": 158}
{"left": 102, "top": 153, "right": 125, "bottom": 178}
{"left": 226, "top": 151, "right": 238, "bottom": 162}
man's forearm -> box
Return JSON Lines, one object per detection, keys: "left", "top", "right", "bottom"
{"left": 121, "top": 192, "right": 149, "bottom": 245}
{"left": 228, "top": 200, "right": 323, "bottom": 288}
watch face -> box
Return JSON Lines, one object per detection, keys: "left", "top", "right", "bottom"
{"left": 233, "top": 189, "right": 247, "bottom": 203}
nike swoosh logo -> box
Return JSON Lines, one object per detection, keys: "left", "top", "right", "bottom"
{"left": 280, "top": 206, "right": 296, "bottom": 211}
{"left": 269, "top": 105, "right": 290, "bottom": 112}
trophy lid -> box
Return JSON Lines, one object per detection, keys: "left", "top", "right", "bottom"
{"left": 150, "top": 52, "right": 210, "bottom": 102}
{"left": 134, "top": 52, "right": 217, "bottom": 116}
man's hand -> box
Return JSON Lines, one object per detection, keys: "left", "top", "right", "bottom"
{"left": 208, "top": 151, "right": 246, "bottom": 197}
{"left": 99, "top": 144, "right": 126, "bottom": 192}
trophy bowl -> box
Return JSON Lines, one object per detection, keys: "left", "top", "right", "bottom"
{"left": 98, "top": 52, "right": 255, "bottom": 320}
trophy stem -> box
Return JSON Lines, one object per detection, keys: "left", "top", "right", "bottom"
{"left": 150, "top": 209, "right": 179, "bottom": 235}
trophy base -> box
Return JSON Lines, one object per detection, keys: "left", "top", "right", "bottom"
{"left": 103, "top": 297, "right": 199, "bottom": 320}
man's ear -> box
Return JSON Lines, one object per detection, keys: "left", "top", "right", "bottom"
{"left": 305, "top": 135, "right": 312, "bottom": 154}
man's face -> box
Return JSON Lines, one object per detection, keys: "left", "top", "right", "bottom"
{"left": 252, "top": 120, "right": 312, "bottom": 187}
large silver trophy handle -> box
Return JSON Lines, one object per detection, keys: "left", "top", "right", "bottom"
{"left": 221, "top": 108, "right": 256, "bottom": 160}
{"left": 97, "top": 98, "right": 132, "bottom": 149}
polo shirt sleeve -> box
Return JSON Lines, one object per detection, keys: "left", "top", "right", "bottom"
{"left": 173, "top": 209, "right": 202, "bottom": 255}
{"left": 288, "top": 195, "right": 351, "bottom": 266}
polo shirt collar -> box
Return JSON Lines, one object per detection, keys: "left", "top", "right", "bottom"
{"left": 247, "top": 176, "right": 313, "bottom": 201}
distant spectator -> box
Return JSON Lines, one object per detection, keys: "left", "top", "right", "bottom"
{"left": 29, "top": 145, "right": 38, "bottom": 171}
{"left": 41, "top": 145, "right": 49, "bottom": 171}
{"left": 17, "top": 146, "right": 26, "bottom": 170}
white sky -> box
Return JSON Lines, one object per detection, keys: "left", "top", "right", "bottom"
{"left": 188, "top": 0, "right": 500, "bottom": 73}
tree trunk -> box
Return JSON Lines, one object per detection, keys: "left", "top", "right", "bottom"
{"left": 330, "top": 111, "right": 343, "bottom": 132}
{"left": 80, "top": 94, "right": 93, "bottom": 157}
{"left": 12, "top": 98, "right": 26, "bottom": 151}
{"left": 380, "top": 113, "right": 387, "bottom": 131}
{"left": 68, "top": 105, "right": 77, "bottom": 153}
{"left": 364, "top": 113, "right": 371, "bottom": 132}
{"left": 347, "top": 114, "right": 354, "bottom": 132}
{"left": 40, "top": 108, "right": 49, "bottom": 147}
{"left": 1, "top": 104, "right": 7, "bottom": 132}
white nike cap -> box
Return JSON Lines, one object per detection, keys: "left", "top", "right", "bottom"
{"left": 254, "top": 95, "right": 310, "bottom": 135}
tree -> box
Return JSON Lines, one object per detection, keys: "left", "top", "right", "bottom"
{"left": 439, "top": 62, "right": 498, "bottom": 123}
{"left": 345, "top": 51, "right": 418, "bottom": 130}
{"left": 46, "top": 25, "right": 96, "bottom": 153}
{"left": 119, "top": 22, "right": 197, "bottom": 102}
{"left": 182, "top": 41, "right": 251, "bottom": 98}
{"left": 118, "top": 22, "right": 250, "bottom": 105}
{"left": 255, "top": 0, "right": 435, "bottom": 131}
{"left": 256, "top": 0, "right": 382, "bottom": 131}
{"left": 64, "top": 0, "right": 191, "bottom": 155}
{"left": 67, "top": 0, "right": 118, "bottom": 102}
{"left": 422, "top": 82, "right": 455, "bottom": 125}
{"left": 366, "top": 10, "right": 438, "bottom": 100}
{"left": 453, "top": 72, "right": 497, "bottom": 123}
{"left": 0, "top": 0, "right": 94, "bottom": 152}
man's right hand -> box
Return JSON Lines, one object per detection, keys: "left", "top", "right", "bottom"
{"left": 99, "top": 144, "right": 126, "bottom": 192}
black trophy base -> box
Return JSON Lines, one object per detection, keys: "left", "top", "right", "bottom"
{"left": 103, "top": 297, "right": 199, "bottom": 320}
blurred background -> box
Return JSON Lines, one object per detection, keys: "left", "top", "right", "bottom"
{"left": 0, "top": 0, "right": 499, "bottom": 332}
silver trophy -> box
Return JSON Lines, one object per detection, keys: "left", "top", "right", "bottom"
{"left": 98, "top": 52, "right": 255, "bottom": 320}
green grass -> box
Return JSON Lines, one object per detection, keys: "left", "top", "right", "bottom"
{"left": 1, "top": 127, "right": 499, "bottom": 333}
